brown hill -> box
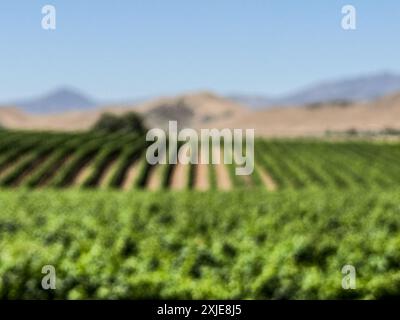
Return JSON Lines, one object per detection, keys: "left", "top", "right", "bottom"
{"left": 1, "top": 91, "right": 400, "bottom": 137}
{"left": 0, "top": 92, "right": 248, "bottom": 132}
{"left": 0, "top": 107, "right": 101, "bottom": 131}
{"left": 0, "top": 107, "right": 32, "bottom": 128}
{"left": 134, "top": 91, "right": 249, "bottom": 130}
{"left": 214, "top": 93, "right": 400, "bottom": 137}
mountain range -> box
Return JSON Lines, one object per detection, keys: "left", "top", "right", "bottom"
{"left": 4, "top": 71, "right": 400, "bottom": 114}
{"left": 1, "top": 90, "right": 400, "bottom": 137}
{"left": 11, "top": 88, "right": 97, "bottom": 114}
{"left": 228, "top": 72, "right": 400, "bottom": 108}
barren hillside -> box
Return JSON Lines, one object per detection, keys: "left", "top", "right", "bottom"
{"left": 1, "top": 91, "right": 400, "bottom": 137}
{"left": 216, "top": 93, "right": 400, "bottom": 137}
{"left": 0, "top": 92, "right": 248, "bottom": 132}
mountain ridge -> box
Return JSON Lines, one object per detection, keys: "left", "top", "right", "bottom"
{"left": 227, "top": 72, "right": 400, "bottom": 108}
{"left": 1, "top": 90, "right": 400, "bottom": 137}
{"left": 2, "top": 71, "right": 400, "bottom": 116}
{"left": 11, "top": 87, "right": 97, "bottom": 114}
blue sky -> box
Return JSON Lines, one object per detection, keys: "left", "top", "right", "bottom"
{"left": 0, "top": 0, "right": 399, "bottom": 101}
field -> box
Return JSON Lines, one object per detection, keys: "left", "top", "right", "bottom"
{"left": 1, "top": 189, "right": 400, "bottom": 299}
{"left": 1, "top": 130, "right": 400, "bottom": 299}
{"left": 0, "top": 130, "right": 400, "bottom": 191}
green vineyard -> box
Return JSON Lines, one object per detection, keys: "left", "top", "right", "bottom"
{"left": 1, "top": 129, "right": 400, "bottom": 299}
{"left": 0, "top": 130, "right": 400, "bottom": 191}
{"left": 1, "top": 188, "right": 400, "bottom": 299}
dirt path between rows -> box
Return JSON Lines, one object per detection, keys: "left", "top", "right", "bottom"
{"left": 256, "top": 164, "right": 277, "bottom": 191}
{"left": 0, "top": 157, "right": 26, "bottom": 180}
{"left": 146, "top": 149, "right": 167, "bottom": 191}
{"left": 170, "top": 162, "right": 188, "bottom": 190}
{"left": 214, "top": 149, "right": 232, "bottom": 191}
{"left": 13, "top": 154, "right": 50, "bottom": 186}
{"left": 194, "top": 149, "right": 209, "bottom": 191}
{"left": 98, "top": 158, "right": 118, "bottom": 188}
{"left": 38, "top": 155, "right": 72, "bottom": 187}
{"left": 147, "top": 165, "right": 163, "bottom": 191}
{"left": 122, "top": 159, "right": 140, "bottom": 191}
{"left": 73, "top": 160, "right": 94, "bottom": 186}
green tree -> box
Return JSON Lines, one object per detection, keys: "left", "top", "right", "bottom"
{"left": 92, "top": 112, "right": 146, "bottom": 134}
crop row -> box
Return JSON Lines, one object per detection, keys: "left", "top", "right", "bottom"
{"left": 1, "top": 131, "right": 400, "bottom": 190}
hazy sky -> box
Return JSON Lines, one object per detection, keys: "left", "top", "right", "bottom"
{"left": 0, "top": 0, "right": 399, "bottom": 101}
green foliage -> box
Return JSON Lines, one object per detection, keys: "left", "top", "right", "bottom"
{"left": 187, "top": 164, "right": 196, "bottom": 189}
{"left": 0, "top": 134, "right": 70, "bottom": 186}
{"left": 134, "top": 155, "right": 153, "bottom": 189}
{"left": 256, "top": 139, "right": 400, "bottom": 190}
{"left": 1, "top": 131, "right": 400, "bottom": 191}
{"left": 1, "top": 131, "right": 400, "bottom": 299}
{"left": 92, "top": 112, "right": 146, "bottom": 135}
{"left": 108, "top": 141, "right": 144, "bottom": 188}
{"left": 0, "top": 188, "right": 399, "bottom": 299}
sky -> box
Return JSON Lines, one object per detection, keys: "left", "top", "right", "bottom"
{"left": 0, "top": 0, "right": 399, "bottom": 102}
